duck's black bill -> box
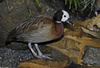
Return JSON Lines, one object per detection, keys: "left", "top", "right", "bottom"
{"left": 65, "top": 19, "right": 75, "bottom": 26}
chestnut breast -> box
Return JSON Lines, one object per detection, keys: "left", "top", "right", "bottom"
{"left": 55, "top": 23, "right": 64, "bottom": 39}
{"left": 7, "top": 16, "right": 64, "bottom": 43}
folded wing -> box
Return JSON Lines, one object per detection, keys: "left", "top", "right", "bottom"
{"left": 6, "top": 16, "right": 57, "bottom": 43}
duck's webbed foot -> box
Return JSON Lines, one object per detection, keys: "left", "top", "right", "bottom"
{"left": 37, "top": 54, "right": 53, "bottom": 61}
{"left": 28, "top": 43, "right": 53, "bottom": 61}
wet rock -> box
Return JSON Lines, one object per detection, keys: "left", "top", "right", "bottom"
{"left": 82, "top": 46, "right": 100, "bottom": 66}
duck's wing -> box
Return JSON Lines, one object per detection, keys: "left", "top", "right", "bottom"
{"left": 6, "top": 16, "right": 57, "bottom": 43}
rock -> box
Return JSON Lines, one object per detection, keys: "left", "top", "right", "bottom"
{"left": 18, "top": 62, "right": 50, "bottom": 68}
{"left": 87, "top": 15, "right": 100, "bottom": 31}
{"left": 81, "top": 26, "right": 100, "bottom": 38}
{"left": 82, "top": 46, "right": 100, "bottom": 66}
{"left": 81, "top": 14, "right": 100, "bottom": 38}
{"left": 83, "top": 66, "right": 100, "bottom": 68}
{"left": 0, "top": 0, "right": 64, "bottom": 49}
{"left": 0, "top": 47, "right": 33, "bottom": 68}
{"left": 65, "top": 62, "right": 82, "bottom": 68}
{"left": 47, "top": 21, "right": 100, "bottom": 65}
{"left": 65, "top": 38, "right": 80, "bottom": 51}
{"left": 0, "top": 0, "right": 3, "bottom": 2}
{"left": 80, "top": 14, "right": 100, "bottom": 31}
{"left": 95, "top": 0, "right": 100, "bottom": 11}
{"left": 47, "top": 37, "right": 81, "bottom": 64}
{"left": 0, "top": 0, "right": 31, "bottom": 48}
{"left": 17, "top": 46, "right": 71, "bottom": 68}
{"left": 64, "top": 21, "right": 83, "bottom": 37}
{"left": 17, "top": 58, "right": 69, "bottom": 68}
{"left": 95, "top": 0, "right": 100, "bottom": 15}
{"left": 7, "top": 42, "right": 28, "bottom": 49}
{"left": 64, "top": 62, "right": 100, "bottom": 68}
{"left": 64, "top": 35, "right": 100, "bottom": 65}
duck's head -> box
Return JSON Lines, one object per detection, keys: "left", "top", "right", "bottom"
{"left": 53, "top": 10, "right": 75, "bottom": 26}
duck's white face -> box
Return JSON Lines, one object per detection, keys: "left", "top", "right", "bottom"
{"left": 61, "top": 10, "right": 69, "bottom": 22}
{"left": 53, "top": 10, "right": 75, "bottom": 26}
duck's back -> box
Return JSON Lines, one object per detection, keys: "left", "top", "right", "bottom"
{"left": 6, "top": 16, "right": 59, "bottom": 44}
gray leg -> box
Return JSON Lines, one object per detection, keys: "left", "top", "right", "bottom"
{"left": 28, "top": 43, "right": 53, "bottom": 60}
{"left": 95, "top": 11, "right": 98, "bottom": 16}
{"left": 28, "top": 43, "right": 38, "bottom": 57}
{"left": 34, "top": 44, "right": 53, "bottom": 60}
{"left": 34, "top": 44, "right": 42, "bottom": 56}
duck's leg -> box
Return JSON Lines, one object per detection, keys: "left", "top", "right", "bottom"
{"left": 28, "top": 43, "right": 38, "bottom": 57}
{"left": 34, "top": 43, "right": 53, "bottom": 60}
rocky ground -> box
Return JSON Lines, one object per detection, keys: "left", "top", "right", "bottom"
{"left": 0, "top": 47, "right": 33, "bottom": 67}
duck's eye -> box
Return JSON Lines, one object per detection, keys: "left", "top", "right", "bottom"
{"left": 64, "top": 15, "right": 66, "bottom": 17}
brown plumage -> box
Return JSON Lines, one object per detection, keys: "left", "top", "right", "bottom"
{"left": 6, "top": 16, "right": 64, "bottom": 44}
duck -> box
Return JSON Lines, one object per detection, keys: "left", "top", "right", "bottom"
{"left": 5, "top": 10, "right": 75, "bottom": 60}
